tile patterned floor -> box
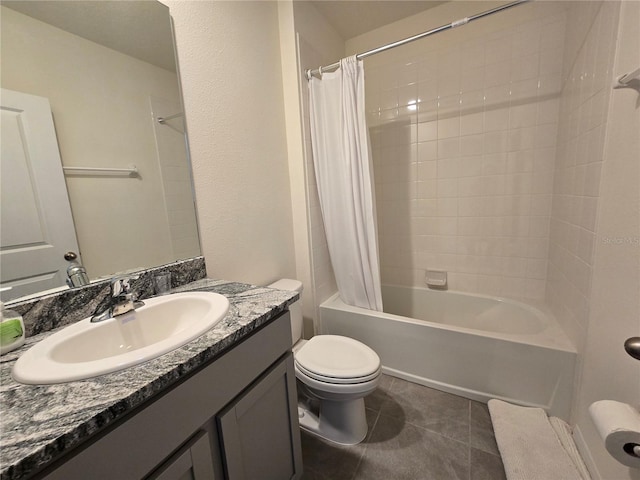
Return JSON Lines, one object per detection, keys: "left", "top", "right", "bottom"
{"left": 300, "top": 375, "right": 506, "bottom": 480}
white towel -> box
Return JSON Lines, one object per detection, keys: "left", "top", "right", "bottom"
{"left": 549, "top": 417, "right": 591, "bottom": 480}
{"left": 488, "top": 399, "right": 588, "bottom": 480}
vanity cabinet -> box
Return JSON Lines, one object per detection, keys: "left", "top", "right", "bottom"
{"left": 218, "top": 357, "right": 299, "bottom": 479}
{"left": 33, "top": 311, "right": 303, "bottom": 480}
{"left": 146, "top": 430, "right": 216, "bottom": 480}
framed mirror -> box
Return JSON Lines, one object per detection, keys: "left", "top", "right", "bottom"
{"left": 0, "top": 0, "right": 201, "bottom": 302}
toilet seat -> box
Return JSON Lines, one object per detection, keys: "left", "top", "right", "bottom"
{"left": 295, "top": 361, "right": 381, "bottom": 384}
{"left": 295, "top": 335, "right": 380, "bottom": 384}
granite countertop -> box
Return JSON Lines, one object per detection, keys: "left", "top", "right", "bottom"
{"left": 0, "top": 279, "right": 297, "bottom": 480}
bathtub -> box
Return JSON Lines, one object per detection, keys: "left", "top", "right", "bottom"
{"left": 320, "top": 285, "right": 576, "bottom": 419}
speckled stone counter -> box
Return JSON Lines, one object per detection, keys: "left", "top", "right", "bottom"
{"left": 0, "top": 279, "right": 298, "bottom": 480}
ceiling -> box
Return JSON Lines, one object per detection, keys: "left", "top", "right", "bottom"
{"left": 2, "top": 0, "right": 176, "bottom": 72}
{"left": 307, "top": 0, "right": 448, "bottom": 40}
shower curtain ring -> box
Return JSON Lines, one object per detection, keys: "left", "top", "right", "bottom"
{"left": 319, "top": 65, "right": 323, "bottom": 78}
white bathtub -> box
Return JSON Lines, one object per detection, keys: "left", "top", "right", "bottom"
{"left": 320, "top": 285, "right": 576, "bottom": 419}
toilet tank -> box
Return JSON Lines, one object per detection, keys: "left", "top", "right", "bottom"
{"left": 267, "top": 279, "right": 303, "bottom": 344}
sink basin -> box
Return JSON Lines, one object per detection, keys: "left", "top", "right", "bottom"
{"left": 12, "top": 291, "right": 229, "bottom": 385}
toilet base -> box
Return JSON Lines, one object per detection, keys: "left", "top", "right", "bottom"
{"left": 298, "top": 397, "right": 368, "bottom": 445}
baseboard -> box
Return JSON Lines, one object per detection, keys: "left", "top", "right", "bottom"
{"left": 381, "top": 366, "right": 551, "bottom": 410}
{"left": 573, "top": 424, "right": 602, "bottom": 480}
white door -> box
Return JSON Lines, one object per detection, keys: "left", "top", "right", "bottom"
{"left": 1, "top": 88, "right": 81, "bottom": 300}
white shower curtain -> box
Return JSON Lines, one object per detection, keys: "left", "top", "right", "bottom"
{"left": 309, "top": 56, "right": 383, "bottom": 311}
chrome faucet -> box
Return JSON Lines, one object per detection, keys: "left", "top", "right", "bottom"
{"left": 91, "top": 276, "right": 145, "bottom": 323}
{"left": 64, "top": 251, "right": 90, "bottom": 288}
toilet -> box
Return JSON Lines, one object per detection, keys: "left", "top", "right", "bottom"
{"left": 268, "top": 279, "right": 381, "bottom": 445}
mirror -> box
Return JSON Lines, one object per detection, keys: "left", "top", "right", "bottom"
{"left": 0, "top": 0, "right": 201, "bottom": 302}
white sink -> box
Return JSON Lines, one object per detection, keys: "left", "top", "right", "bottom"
{"left": 12, "top": 291, "right": 230, "bottom": 385}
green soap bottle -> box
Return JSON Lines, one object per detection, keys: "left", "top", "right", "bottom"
{"left": 0, "top": 301, "right": 25, "bottom": 355}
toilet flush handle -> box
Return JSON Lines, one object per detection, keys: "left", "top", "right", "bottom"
{"left": 624, "top": 337, "right": 640, "bottom": 361}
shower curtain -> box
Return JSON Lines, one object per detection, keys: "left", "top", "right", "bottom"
{"left": 308, "top": 55, "right": 383, "bottom": 311}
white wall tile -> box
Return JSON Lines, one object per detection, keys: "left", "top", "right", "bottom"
{"left": 510, "top": 103, "right": 538, "bottom": 129}
{"left": 483, "top": 131, "right": 509, "bottom": 153}
{"left": 438, "top": 116, "right": 461, "bottom": 139}
{"left": 438, "top": 137, "right": 460, "bottom": 159}
{"left": 380, "top": 89, "right": 399, "bottom": 110}
{"left": 417, "top": 140, "right": 437, "bottom": 162}
{"left": 460, "top": 111, "right": 484, "bottom": 136}
{"left": 417, "top": 160, "right": 437, "bottom": 180}
{"left": 458, "top": 155, "right": 483, "bottom": 178}
{"left": 482, "top": 153, "right": 508, "bottom": 175}
{"left": 417, "top": 99, "right": 438, "bottom": 122}
{"left": 417, "top": 121, "right": 437, "bottom": 142}
{"left": 437, "top": 158, "right": 460, "bottom": 179}
{"left": 508, "top": 126, "right": 536, "bottom": 151}
{"left": 508, "top": 150, "right": 534, "bottom": 173}
{"left": 418, "top": 79, "right": 438, "bottom": 101}
{"left": 367, "top": 2, "right": 568, "bottom": 300}
{"left": 437, "top": 178, "right": 458, "bottom": 197}
{"left": 460, "top": 134, "right": 484, "bottom": 156}
{"left": 437, "top": 94, "right": 461, "bottom": 117}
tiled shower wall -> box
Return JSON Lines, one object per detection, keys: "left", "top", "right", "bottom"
{"left": 546, "top": 0, "right": 620, "bottom": 349}
{"left": 364, "top": 2, "right": 568, "bottom": 299}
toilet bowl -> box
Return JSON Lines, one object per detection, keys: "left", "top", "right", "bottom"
{"left": 268, "top": 279, "right": 381, "bottom": 445}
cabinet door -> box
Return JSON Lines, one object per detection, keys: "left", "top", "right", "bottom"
{"left": 218, "top": 353, "right": 302, "bottom": 480}
{"left": 145, "top": 430, "right": 217, "bottom": 480}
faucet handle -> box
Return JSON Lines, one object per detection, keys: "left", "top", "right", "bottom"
{"left": 92, "top": 276, "right": 143, "bottom": 322}
{"left": 111, "top": 276, "right": 138, "bottom": 297}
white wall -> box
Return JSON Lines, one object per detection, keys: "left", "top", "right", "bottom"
{"left": 163, "top": 1, "right": 296, "bottom": 286}
{"left": 1, "top": 6, "right": 178, "bottom": 278}
{"left": 346, "top": 1, "right": 567, "bottom": 299}
{"left": 570, "top": 2, "right": 640, "bottom": 479}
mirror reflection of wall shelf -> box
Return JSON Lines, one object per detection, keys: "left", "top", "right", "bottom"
{"left": 613, "top": 66, "right": 640, "bottom": 90}
{"left": 157, "top": 111, "right": 185, "bottom": 134}
{"left": 158, "top": 112, "right": 184, "bottom": 125}
{"left": 62, "top": 165, "right": 139, "bottom": 177}
{"left": 157, "top": 111, "right": 184, "bottom": 123}
{"left": 0, "top": 1, "right": 201, "bottom": 302}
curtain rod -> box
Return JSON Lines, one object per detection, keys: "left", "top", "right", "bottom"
{"left": 305, "top": 0, "right": 531, "bottom": 80}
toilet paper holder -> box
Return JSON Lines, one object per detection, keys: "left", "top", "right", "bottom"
{"left": 623, "top": 442, "right": 640, "bottom": 458}
{"left": 624, "top": 337, "right": 640, "bottom": 361}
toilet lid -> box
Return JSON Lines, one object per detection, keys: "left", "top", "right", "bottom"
{"left": 295, "top": 335, "right": 380, "bottom": 382}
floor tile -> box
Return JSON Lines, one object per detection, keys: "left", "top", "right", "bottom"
{"left": 470, "top": 401, "right": 500, "bottom": 456}
{"left": 300, "top": 406, "right": 378, "bottom": 479}
{"left": 364, "top": 373, "right": 394, "bottom": 412}
{"left": 300, "top": 377, "right": 504, "bottom": 480}
{"left": 379, "top": 377, "right": 470, "bottom": 443}
{"left": 354, "top": 414, "right": 469, "bottom": 480}
{"left": 470, "top": 447, "right": 506, "bottom": 480}
{"left": 300, "top": 465, "right": 331, "bottom": 480}
{"left": 300, "top": 432, "right": 363, "bottom": 480}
